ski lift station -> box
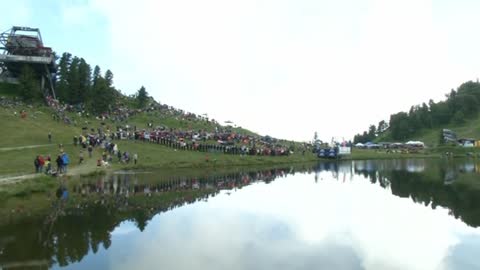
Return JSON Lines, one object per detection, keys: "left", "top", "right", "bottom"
{"left": 0, "top": 26, "right": 57, "bottom": 98}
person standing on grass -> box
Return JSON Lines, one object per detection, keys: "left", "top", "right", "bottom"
{"left": 79, "top": 150, "right": 84, "bottom": 164}
{"left": 88, "top": 144, "right": 93, "bottom": 158}
{"left": 45, "top": 155, "right": 52, "bottom": 174}
{"left": 56, "top": 155, "right": 63, "bottom": 174}
{"left": 38, "top": 155, "right": 45, "bottom": 173}
{"left": 34, "top": 156, "right": 40, "bottom": 173}
{"left": 133, "top": 153, "right": 138, "bottom": 165}
{"left": 62, "top": 152, "right": 70, "bottom": 174}
{"left": 44, "top": 158, "right": 51, "bottom": 175}
{"left": 48, "top": 132, "right": 52, "bottom": 143}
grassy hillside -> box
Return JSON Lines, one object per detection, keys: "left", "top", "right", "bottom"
{"left": 376, "top": 113, "right": 480, "bottom": 147}
{"left": 0, "top": 82, "right": 19, "bottom": 98}
{"left": 353, "top": 80, "right": 480, "bottom": 148}
{"left": 0, "top": 88, "right": 316, "bottom": 177}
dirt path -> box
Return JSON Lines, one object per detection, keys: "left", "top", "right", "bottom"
{"left": 0, "top": 144, "right": 55, "bottom": 152}
{"left": 0, "top": 174, "right": 37, "bottom": 185}
{"left": 66, "top": 156, "right": 100, "bottom": 176}
{"left": 0, "top": 156, "right": 102, "bottom": 185}
{"left": 0, "top": 144, "right": 55, "bottom": 184}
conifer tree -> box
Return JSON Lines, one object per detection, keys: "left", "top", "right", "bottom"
{"left": 136, "top": 86, "right": 149, "bottom": 108}
{"left": 18, "top": 65, "right": 41, "bottom": 101}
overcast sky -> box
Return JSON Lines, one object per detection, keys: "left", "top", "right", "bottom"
{"left": 2, "top": 0, "right": 480, "bottom": 142}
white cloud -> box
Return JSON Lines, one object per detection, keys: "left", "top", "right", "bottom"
{"left": 61, "top": 4, "right": 92, "bottom": 26}
{"left": 0, "top": 1, "right": 31, "bottom": 29}
{"left": 106, "top": 172, "right": 473, "bottom": 270}
{"left": 90, "top": 0, "right": 480, "bottom": 141}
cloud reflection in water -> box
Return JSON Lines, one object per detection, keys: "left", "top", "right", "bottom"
{"left": 105, "top": 172, "right": 479, "bottom": 270}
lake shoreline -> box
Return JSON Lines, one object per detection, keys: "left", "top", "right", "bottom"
{"left": 2, "top": 146, "right": 477, "bottom": 203}
{"left": 0, "top": 149, "right": 468, "bottom": 184}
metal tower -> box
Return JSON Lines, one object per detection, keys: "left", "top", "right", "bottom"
{"left": 0, "top": 26, "right": 57, "bottom": 99}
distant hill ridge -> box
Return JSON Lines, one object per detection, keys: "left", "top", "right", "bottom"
{"left": 0, "top": 49, "right": 263, "bottom": 138}
{"left": 353, "top": 80, "right": 480, "bottom": 146}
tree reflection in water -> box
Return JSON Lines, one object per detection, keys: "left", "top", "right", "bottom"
{"left": 349, "top": 159, "right": 480, "bottom": 227}
{"left": 0, "top": 160, "right": 479, "bottom": 269}
{"left": 0, "top": 166, "right": 298, "bottom": 269}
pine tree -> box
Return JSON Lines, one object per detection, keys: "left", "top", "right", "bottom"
{"left": 18, "top": 65, "right": 41, "bottom": 101}
{"left": 136, "top": 86, "right": 149, "bottom": 108}
{"left": 67, "top": 56, "right": 81, "bottom": 104}
{"left": 56, "top": 52, "right": 71, "bottom": 101}
{"left": 90, "top": 77, "right": 115, "bottom": 114}
{"left": 78, "top": 58, "right": 92, "bottom": 105}
{"left": 92, "top": 65, "right": 101, "bottom": 87}
{"left": 104, "top": 70, "right": 113, "bottom": 88}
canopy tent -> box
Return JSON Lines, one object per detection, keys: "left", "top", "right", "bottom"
{"left": 405, "top": 141, "right": 425, "bottom": 147}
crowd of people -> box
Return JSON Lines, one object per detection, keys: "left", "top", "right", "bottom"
{"left": 46, "top": 95, "right": 75, "bottom": 125}
{"left": 72, "top": 127, "right": 139, "bottom": 168}
{"left": 44, "top": 93, "right": 297, "bottom": 153}
{"left": 72, "top": 167, "right": 292, "bottom": 201}
{"left": 45, "top": 95, "right": 218, "bottom": 127}
{"left": 33, "top": 129, "right": 139, "bottom": 174}
{"left": 107, "top": 126, "right": 292, "bottom": 157}
{"left": 34, "top": 151, "right": 70, "bottom": 176}
{"left": 31, "top": 127, "right": 291, "bottom": 176}
{"left": 21, "top": 93, "right": 298, "bottom": 175}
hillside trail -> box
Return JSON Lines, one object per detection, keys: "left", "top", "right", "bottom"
{"left": 0, "top": 155, "right": 100, "bottom": 185}
{"left": 0, "top": 144, "right": 55, "bottom": 152}
{"left": 0, "top": 174, "right": 37, "bottom": 185}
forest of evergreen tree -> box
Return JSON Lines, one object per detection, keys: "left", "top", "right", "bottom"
{"left": 354, "top": 81, "right": 480, "bottom": 143}
{"left": 14, "top": 51, "right": 480, "bottom": 144}
{"left": 16, "top": 52, "right": 148, "bottom": 114}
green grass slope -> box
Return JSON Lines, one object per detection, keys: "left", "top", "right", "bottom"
{"left": 0, "top": 98, "right": 315, "bottom": 177}
{"left": 375, "top": 114, "right": 480, "bottom": 147}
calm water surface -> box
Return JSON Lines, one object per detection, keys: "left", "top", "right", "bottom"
{"left": 1, "top": 159, "right": 480, "bottom": 270}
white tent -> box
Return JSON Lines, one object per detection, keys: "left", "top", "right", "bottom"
{"left": 405, "top": 141, "right": 425, "bottom": 147}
